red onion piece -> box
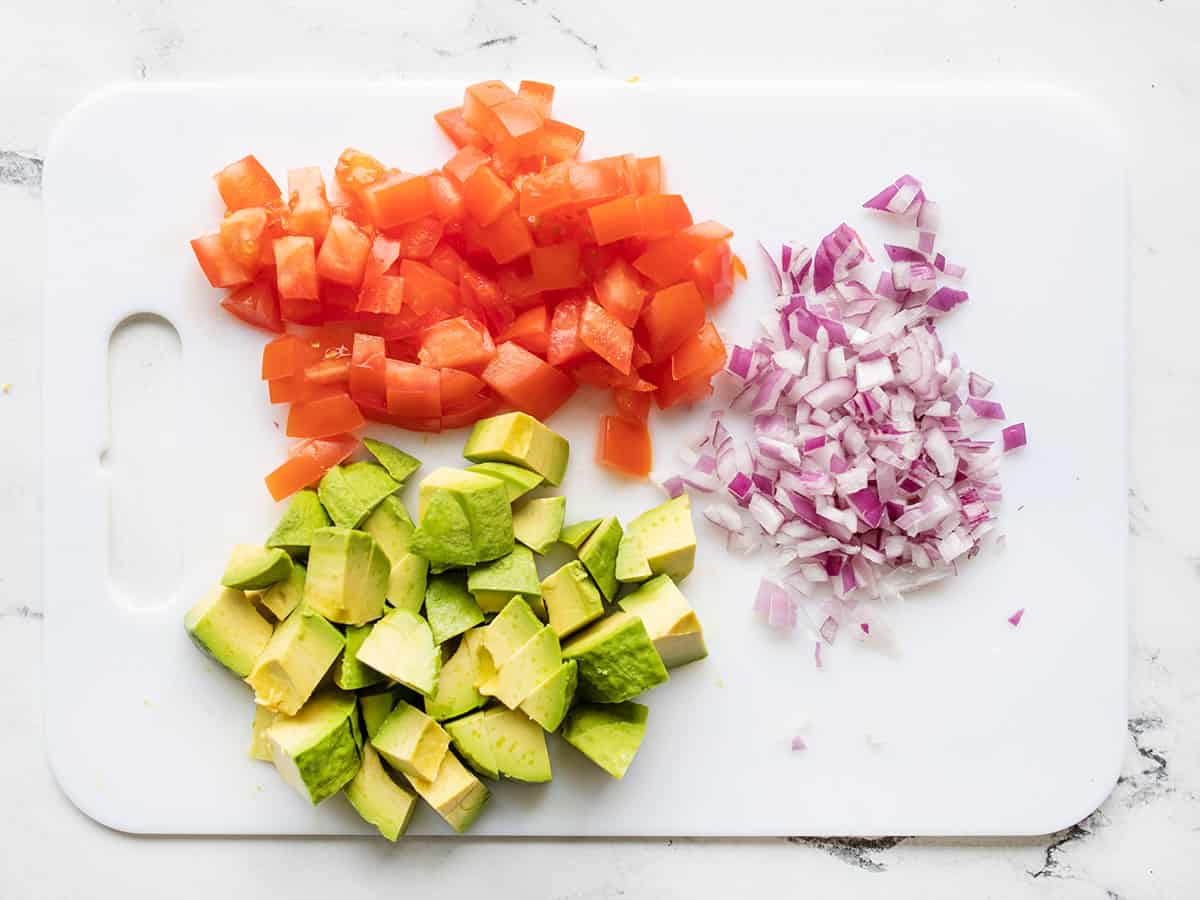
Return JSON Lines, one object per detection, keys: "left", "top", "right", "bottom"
{"left": 1002, "top": 422, "right": 1027, "bottom": 452}
{"left": 1008, "top": 607, "right": 1025, "bottom": 627}
{"left": 790, "top": 735, "right": 808, "bottom": 751}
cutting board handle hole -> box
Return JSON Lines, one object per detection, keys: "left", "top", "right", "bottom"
{"left": 106, "top": 314, "right": 183, "bottom": 611}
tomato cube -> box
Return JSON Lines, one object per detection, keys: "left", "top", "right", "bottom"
{"left": 463, "top": 165, "right": 517, "bottom": 226}
{"left": 428, "top": 242, "right": 466, "bottom": 283}
{"left": 316, "top": 215, "right": 371, "bottom": 288}
{"left": 438, "top": 367, "right": 487, "bottom": 410}
{"left": 482, "top": 341, "right": 577, "bottom": 421}
{"left": 547, "top": 297, "right": 589, "bottom": 367}
{"left": 399, "top": 259, "right": 458, "bottom": 314}
{"left": 637, "top": 194, "right": 692, "bottom": 240}
{"left": 273, "top": 236, "right": 319, "bottom": 300}
{"left": 670, "top": 321, "right": 727, "bottom": 380}
{"left": 642, "top": 281, "right": 706, "bottom": 360}
{"left": 634, "top": 220, "right": 734, "bottom": 286}
{"left": 635, "top": 157, "right": 662, "bottom": 194}
{"left": 356, "top": 275, "right": 406, "bottom": 315}
{"left": 579, "top": 299, "right": 634, "bottom": 375}
{"left": 362, "top": 236, "right": 401, "bottom": 290}
{"left": 219, "top": 207, "right": 268, "bottom": 271}
{"left": 191, "top": 233, "right": 253, "bottom": 288}
{"left": 385, "top": 360, "right": 442, "bottom": 418}
{"left": 418, "top": 316, "right": 497, "bottom": 371}
{"left": 335, "top": 148, "right": 387, "bottom": 206}
{"left": 261, "top": 333, "right": 318, "bottom": 380}
{"left": 518, "top": 81, "right": 555, "bottom": 118}
{"left": 285, "top": 167, "right": 332, "bottom": 241}
{"left": 691, "top": 241, "right": 735, "bottom": 306}
{"left": 593, "top": 257, "right": 647, "bottom": 328}
{"left": 444, "top": 146, "right": 492, "bottom": 186}
{"left": 613, "top": 388, "right": 652, "bottom": 424}
{"left": 434, "top": 107, "right": 489, "bottom": 150}
{"left": 587, "top": 196, "right": 643, "bottom": 246}
{"left": 468, "top": 209, "right": 534, "bottom": 265}
{"left": 395, "top": 217, "right": 445, "bottom": 260}
{"left": 597, "top": 415, "right": 652, "bottom": 478}
{"left": 497, "top": 305, "right": 550, "bottom": 356}
{"left": 536, "top": 120, "right": 585, "bottom": 163}
{"left": 530, "top": 242, "right": 583, "bottom": 292}
{"left": 286, "top": 393, "right": 364, "bottom": 439}
{"left": 361, "top": 172, "right": 435, "bottom": 230}
{"left": 265, "top": 434, "right": 358, "bottom": 501}
{"left": 214, "top": 155, "right": 281, "bottom": 212}
{"left": 349, "top": 333, "right": 387, "bottom": 408}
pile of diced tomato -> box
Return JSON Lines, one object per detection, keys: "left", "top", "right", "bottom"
{"left": 189, "top": 80, "right": 742, "bottom": 497}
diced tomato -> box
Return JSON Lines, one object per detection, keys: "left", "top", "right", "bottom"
{"left": 191, "top": 234, "right": 253, "bottom": 288}
{"left": 691, "top": 241, "right": 735, "bottom": 306}
{"left": 216, "top": 277, "right": 281, "bottom": 334}
{"left": 670, "top": 321, "right": 726, "bottom": 380}
{"left": 440, "top": 393, "right": 502, "bottom": 430}
{"left": 362, "top": 236, "right": 401, "bottom": 289}
{"left": 613, "top": 388, "right": 652, "bottom": 423}
{"left": 385, "top": 360, "right": 442, "bottom": 418}
{"left": 634, "top": 220, "right": 734, "bottom": 286}
{"left": 334, "top": 149, "right": 387, "bottom": 206}
{"left": 219, "top": 207, "right": 268, "bottom": 272}
{"left": 593, "top": 257, "right": 647, "bottom": 328}
{"left": 264, "top": 434, "right": 358, "bottom": 501}
{"left": 569, "top": 158, "right": 632, "bottom": 209}
{"left": 278, "top": 295, "right": 324, "bottom": 325}
{"left": 536, "top": 120, "right": 585, "bottom": 162}
{"left": 286, "top": 392, "right": 364, "bottom": 439}
{"left": 349, "top": 332, "right": 387, "bottom": 408}
{"left": 465, "top": 209, "right": 534, "bottom": 264}
{"left": 356, "top": 274, "right": 406, "bottom": 315}
{"left": 268, "top": 375, "right": 342, "bottom": 405}
{"left": 427, "top": 174, "right": 466, "bottom": 227}
{"left": 399, "top": 259, "right": 458, "bottom": 314}
{"left": 418, "top": 316, "right": 497, "bottom": 371}
{"left": 463, "top": 165, "right": 517, "bottom": 227}
{"left": 632, "top": 344, "right": 652, "bottom": 370}
{"left": 434, "top": 107, "right": 489, "bottom": 150}
{"left": 496, "top": 305, "right": 549, "bottom": 356}
{"left": 361, "top": 172, "right": 435, "bottom": 230}
{"left": 322, "top": 281, "right": 361, "bottom": 319}
{"left": 587, "top": 197, "right": 642, "bottom": 246}
{"left": 316, "top": 215, "right": 372, "bottom": 288}
{"left": 597, "top": 415, "right": 652, "bottom": 478}
{"left": 273, "top": 236, "right": 319, "bottom": 300}
{"left": 261, "top": 333, "right": 318, "bottom": 380}
{"left": 518, "top": 80, "right": 555, "bottom": 118}
{"left": 285, "top": 167, "right": 332, "bottom": 241}
{"left": 529, "top": 242, "right": 583, "bottom": 292}
{"left": 637, "top": 194, "right": 692, "bottom": 239}
{"left": 653, "top": 368, "right": 714, "bottom": 409}
{"left": 570, "top": 358, "right": 656, "bottom": 392}
{"left": 462, "top": 81, "right": 517, "bottom": 145}
{"left": 547, "top": 297, "right": 589, "bottom": 367}
{"left": 429, "top": 242, "right": 466, "bottom": 283}
{"left": 444, "top": 146, "right": 492, "bottom": 186}
{"left": 635, "top": 156, "right": 662, "bottom": 194}
{"left": 214, "top": 155, "right": 281, "bottom": 212}
{"left": 394, "top": 216, "right": 445, "bottom": 260}
{"left": 303, "top": 357, "right": 352, "bottom": 386}
{"left": 439, "top": 367, "right": 487, "bottom": 409}
{"left": 642, "top": 281, "right": 706, "bottom": 360}
{"left": 482, "top": 341, "right": 576, "bottom": 421}
{"left": 518, "top": 163, "right": 572, "bottom": 218}
{"left": 579, "top": 299, "right": 634, "bottom": 375}
{"left": 732, "top": 253, "right": 748, "bottom": 280}
{"left": 492, "top": 97, "right": 544, "bottom": 143}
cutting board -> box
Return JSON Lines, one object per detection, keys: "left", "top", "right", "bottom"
{"left": 42, "top": 81, "right": 1127, "bottom": 836}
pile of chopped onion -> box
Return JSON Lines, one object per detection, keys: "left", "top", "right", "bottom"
{"left": 665, "top": 175, "right": 1026, "bottom": 656}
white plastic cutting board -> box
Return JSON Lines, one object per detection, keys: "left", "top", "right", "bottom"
{"left": 42, "top": 81, "right": 1127, "bottom": 836}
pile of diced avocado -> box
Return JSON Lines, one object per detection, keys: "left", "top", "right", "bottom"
{"left": 185, "top": 412, "right": 706, "bottom": 840}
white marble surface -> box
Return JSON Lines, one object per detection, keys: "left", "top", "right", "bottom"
{"left": 1, "top": 1, "right": 1197, "bottom": 896}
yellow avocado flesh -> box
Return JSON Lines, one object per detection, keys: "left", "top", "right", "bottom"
{"left": 492, "top": 625, "right": 562, "bottom": 709}
{"left": 484, "top": 707, "right": 551, "bottom": 783}
{"left": 346, "top": 745, "right": 418, "bottom": 842}
{"left": 355, "top": 609, "right": 440, "bottom": 697}
{"left": 624, "top": 494, "right": 697, "bottom": 581}
{"left": 404, "top": 750, "right": 490, "bottom": 833}
{"left": 370, "top": 700, "right": 450, "bottom": 781}
{"left": 185, "top": 586, "right": 274, "bottom": 678}
{"left": 462, "top": 412, "right": 569, "bottom": 486}
{"left": 265, "top": 689, "right": 360, "bottom": 804}
{"left": 541, "top": 561, "right": 604, "bottom": 639}
{"left": 244, "top": 608, "right": 343, "bottom": 714}
{"left": 618, "top": 574, "right": 708, "bottom": 669}
{"left": 302, "top": 527, "right": 389, "bottom": 626}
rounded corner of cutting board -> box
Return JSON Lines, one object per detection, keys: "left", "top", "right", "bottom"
{"left": 45, "top": 727, "right": 155, "bottom": 836}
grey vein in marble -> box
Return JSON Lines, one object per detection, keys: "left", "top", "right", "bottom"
{"left": 0, "top": 151, "right": 43, "bottom": 192}
{"left": 785, "top": 836, "right": 907, "bottom": 872}
{"left": 0, "top": 604, "right": 44, "bottom": 620}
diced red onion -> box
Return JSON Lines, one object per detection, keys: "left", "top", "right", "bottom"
{"left": 819, "top": 616, "right": 839, "bottom": 644}
{"left": 966, "top": 397, "right": 1006, "bottom": 420}
{"left": 790, "top": 735, "right": 808, "bottom": 751}
{"left": 1007, "top": 607, "right": 1025, "bottom": 627}
{"left": 1002, "top": 423, "right": 1027, "bottom": 452}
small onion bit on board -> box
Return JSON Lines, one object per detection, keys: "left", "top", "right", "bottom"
{"left": 681, "top": 175, "right": 1028, "bottom": 663}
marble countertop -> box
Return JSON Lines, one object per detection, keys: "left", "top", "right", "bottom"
{"left": 2, "top": 1, "right": 1197, "bottom": 897}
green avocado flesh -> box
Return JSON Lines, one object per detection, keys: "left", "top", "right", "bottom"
{"left": 319, "top": 462, "right": 400, "bottom": 529}
{"left": 561, "top": 701, "right": 648, "bottom": 779}
{"left": 221, "top": 545, "right": 293, "bottom": 591}
{"left": 424, "top": 629, "right": 487, "bottom": 721}
{"left": 265, "top": 689, "right": 361, "bottom": 804}
{"left": 463, "top": 412, "right": 569, "bottom": 486}
{"left": 245, "top": 607, "right": 344, "bottom": 715}
{"left": 485, "top": 706, "right": 552, "bottom": 783}
{"left": 512, "top": 496, "right": 566, "bottom": 555}
{"left": 424, "top": 573, "right": 486, "bottom": 645}
{"left": 359, "top": 691, "right": 398, "bottom": 741}
{"left": 402, "top": 749, "right": 490, "bottom": 834}
{"left": 362, "top": 438, "right": 422, "bottom": 485}
{"left": 444, "top": 711, "right": 499, "bottom": 780}
{"left": 559, "top": 518, "right": 602, "bottom": 551}
{"left": 370, "top": 699, "right": 450, "bottom": 781}
{"left": 303, "top": 527, "right": 389, "bottom": 626}
{"left": 266, "top": 490, "right": 332, "bottom": 555}
{"left": 355, "top": 608, "right": 440, "bottom": 697}
{"left": 346, "top": 745, "right": 417, "bottom": 841}
{"left": 578, "top": 516, "right": 623, "bottom": 603}
{"left": 465, "top": 462, "right": 544, "bottom": 501}
{"left": 334, "top": 624, "right": 387, "bottom": 690}
{"left": 185, "top": 586, "right": 274, "bottom": 678}
{"left": 467, "top": 545, "right": 543, "bottom": 616}
{"left": 256, "top": 564, "right": 306, "bottom": 622}
{"left": 412, "top": 468, "right": 514, "bottom": 567}
{"left": 541, "top": 561, "right": 604, "bottom": 640}
{"left": 621, "top": 494, "right": 697, "bottom": 582}
{"left": 618, "top": 574, "right": 708, "bottom": 669}
{"left": 519, "top": 660, "right": 577, "bottom": 732}
{"left": 562, "top": 612, "right": 668, "bottom": 703}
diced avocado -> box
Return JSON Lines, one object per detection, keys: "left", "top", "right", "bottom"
{"left": 467, "top": 545, "right": 543, "bottom": 616}
{"left": 541, "top": 561, "right": 604, "bottom": 639}
{"left": 463, "top": 412, "right": 570, "bottom": 486}
{"left": 559, "top": 518, "right": 602, "bottom": 551}
{"left": 361, "top": 495, "right": 414, "bottom": 562}
{"left": 355, "top": 608, "right": 440, "bottom": 697}
{"left": 425, "top": 573, "right": 486, "bottom": 645}
{"left": 425, "top": 630, "right": 487, "bottom": 721}
{"left": 334, "top": 624, "right": 387, "bottom": 690}
{"left": 359, "top": 690, "right": 397, "bottom": 741}
{"left": 319, "top": 462, "right": 400, "bottom": 529}
{"left": 266, "top": 490, "right": 332, "bottom": 555}
{"left": 623, "top": 494, "right": 697, "bottom": 581}
{"left": 388, "top": 554, "right": 429, "bottom": 613}
{"left": 257, "top": 563, "right": 306, "bottom": 622}
{"left": 618, "top": 574, "right": 708, "bottom": 668}
{"left": 444, "top": 710, "right": 499, "bottom": 779}
{"left": 413, "top": 468, "right": 514, "bottom": 566}
{"left": 346, "top": 744, "right": 418, "bottom": 841}
{"left": 371, "top": 699, "right": 450, "bottom": 781}
{"left": 512, "top": 496, "right": 566, "bottom": 555}
{"left": 578, "top": 516, "right": 623, "bottom": 602}
{"left": 303, "top": 527, "right": 389, "bottom": 626}
{"left": 245, "top": 607, "right": 345, "bottom": 714}
{"left": 403, "top": 750, "right": 490, "bottom": 834}
{"left": 362, "top": 438, "right": 422, "bottom": 485}
{"left": 484, "top": 707, "right": 552, "bottom": 783}
{"left": 519, "top": 660, "right": 577, "bottom": 732}
{"left": 466, "top": 462, "right": 544, "bottom": 501}
{"left": 265, "top": 689, "right": 361, "bottom": 804}
{"left": 184, "top": 586, "right": 273, "bottom": 677}
{"left": 493, "top": 625, "right": 562, "bottom": 710}
{"left": 221, "top": 545, "right": 293, "bottom": 591}
{"left": 614, "top": 532, "right": 653, "bottom": 583}
{"left": 249, "top": 705, "right": 278, "bottom": 761}
{"left": 561, "top": 701, "right": 648, "bottom": 779}
{"left": 562, "top": 612, "right": 669, "bottom": 703}
{"left": 482, "top": 597, "right": 544, "bottom": 670}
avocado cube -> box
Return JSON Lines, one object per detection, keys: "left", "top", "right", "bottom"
{"left": 467, "top": 545, "right": 543, "bottom": 616}
{"left": 519, "top": 660, "right": 577, "bottom": 732}
{"left": 425, "top": 573, "right": 485, "bottom": 645}
{"left": 614, "top": 532, "right": 653, "bottom": 584}
{"left": 512, "top": 496, "right": 566, "bottom": 555}
{"left": 256, "top": 563, "right": 306, "bottom": 622}
{"left": 484, "top": 707, "right": 552, "bottom": 783}
{"left": 388, "top": 553, "right": 429, "bottom": 614}
{"left": 361, "top": 495, "right": 414, "bottom": 562}
{"left": 563, "top": 612, "right": 668, "bottom": 703}
{"left": 221, "top": 545, "right": 294, "bottom": 591}
{"left": 481, "top": 597, "right": 544, "bottom": 670}
{"left": 362, "top": 438, "right": 422, "bottom": 485}
{"left": 577, "top": 517, "right": 623, "bottom": 603}
{"left": 492, "top": 625, "right": 562, "bottom": 709}
{"left": 561, "top": 701, "right": 649, "bottom": 779}
{"left": 319, "top": 462, "right": 400, "bottom": 529}
{"left": 346, "top": 744, "right": 418, "bottom": 841}
{"left": 403, "top": 749, "right": 490, "bottom": 834}
{"left": 245, "top": 607, "right": 345, "bottom": 715}
{"left": 618, "top": 574, "right": 708, "bottom": 669}
{"left": 184, "top": 586, "right": 274, "bottom": 677}
{"left": 265, "top": 689, "right": 361, "bottom": 804}
{"left": 424, "top": 629, "right": 487, "bottom": 721}
{"left": 413, "top": 468, "right": 514, "bottom": 567}
{"left": 249, "top": 705, "right": 278, "bottom": 761}
{"left": 356, "top": 608, "right": 440, "bottom": 697}
{"left": 303, "top": 527, "right": 389, "bottom": 626}
{"left": 444, "top": 710, "right": 499, "bottom": 780}
{"left": 466, "top": 462, "right": 544, "bottom": 501}
{"left": 541, "top": 561, "right": 604, "bottom": 639}
{"left": 559, "top": 518, "right": 602, "bottom": 551}
{"left": 623, "top": 494, "right": 697, "bottom": 581}
{"left": 334, "top": 624, "right": 387, "bottom": 690}
{"left": 463, "top": 412, "right": 570, "bottom": 486}
{"left": 359, "top": 690, "right": 398, "bottom": 741}
{"left": 266, "top": 489, "right": 332, "bottom": 555}
{"left": 371, "top": 699, "right": 451, "bottom": 781}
